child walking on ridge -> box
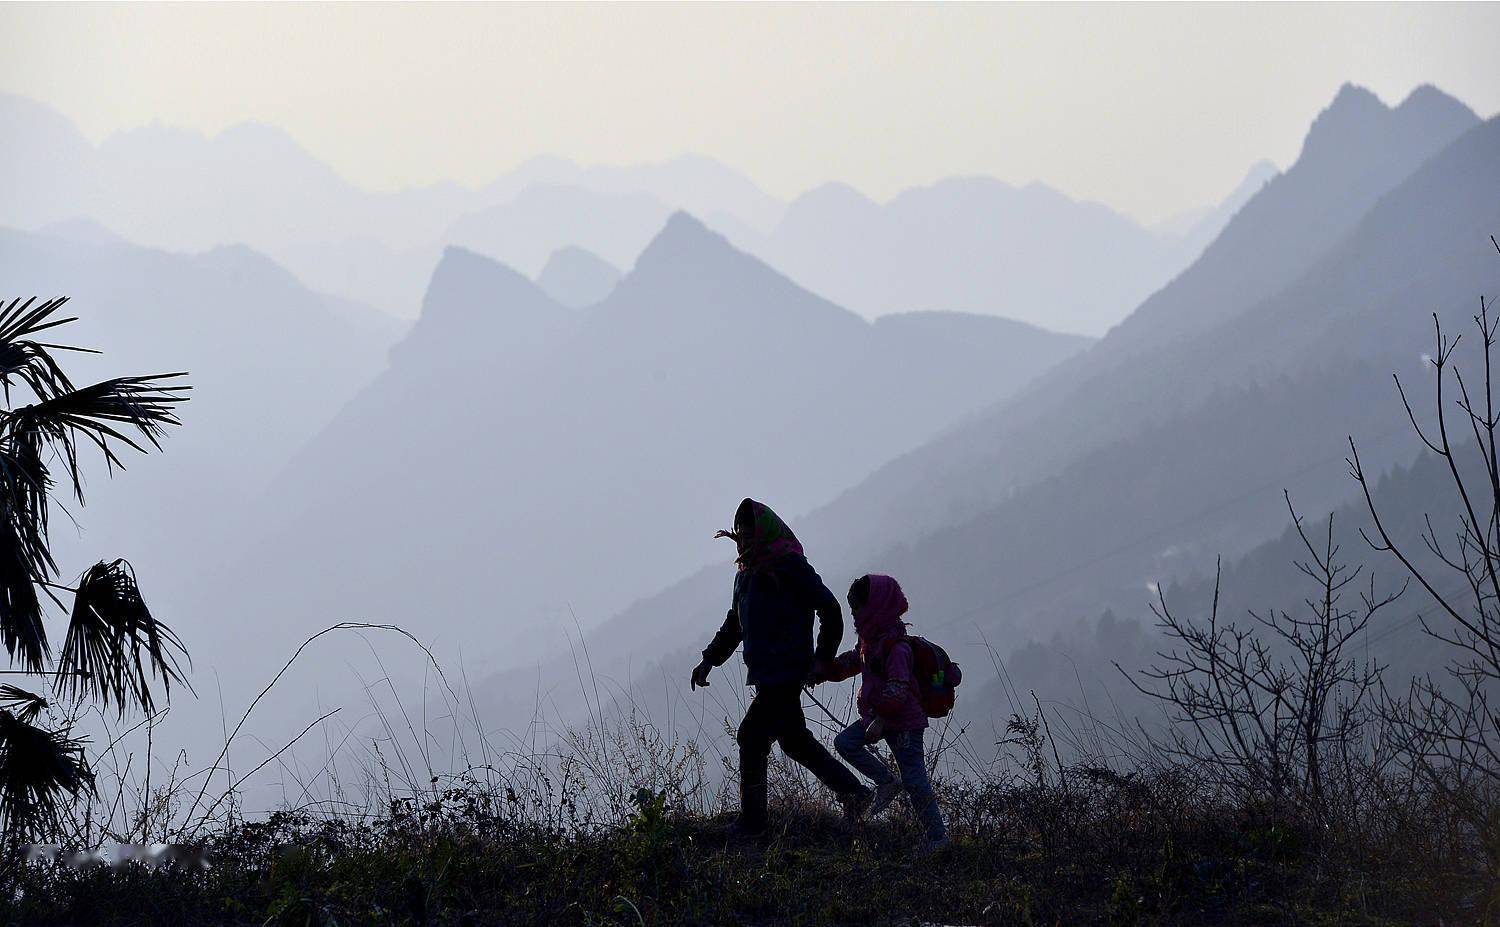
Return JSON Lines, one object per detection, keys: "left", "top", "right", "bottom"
{"left": 816, "top": 573, "right": 948, "bottom": 852}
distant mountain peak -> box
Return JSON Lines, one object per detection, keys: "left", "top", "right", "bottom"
{"left": 419, "top": 246, "right": 556, "bottom": 323}
{"left": 1394, "top": 83, "right": 1478, "bottom": 123}
{"left": 1302, "top": 84, "right": 1388, "bottom": 149}
{"left": 1328, "top": 82, "right": 1385, "bottom": 113}
{"left": 778, "top": 183, "right": 885, "bottom": 230}
{"left": 1296, "top": 81, "right": 1482, "bottom": 174}
{"left": 797, "top": 181, "right": 879, "bottom": 206}
{"left": 661, "top": 209, "right": 712, "bottom": 236}
{"left": 615, "top": 209, "right": 865, "bottom": 332}
{"left": 430, "top": 245, "right": 538, "bottom": 296}
{"left": 1398, "top": 83, "right": 1461, "bottom": 108}
{"left": 536, "top": 246, "right": 621, "bottom": 308}
{"left": 1298, "top": 81, "right": 1478, "bottom": 170}
{"left": 547, "top": 244, "right": 614, "bottom": 265}
{"left": 631, "top": 211, "right": 739, "bottom": 271}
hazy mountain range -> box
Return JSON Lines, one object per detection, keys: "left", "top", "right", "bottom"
{"left": 719, "top": 160, "right": 1278, "bottom": 335}
{"left": 2, "top": 81, "right": 1491, "bottom": 765}
{"left": 3, "top": 92, "right": 1266, "bottom": 333}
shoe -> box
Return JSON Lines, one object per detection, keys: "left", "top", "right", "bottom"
{"left": 840, "top": 788, "right": 873, "bottom": 821}
{"left": 868, "top": 780, "right": 902, "bottom": 817}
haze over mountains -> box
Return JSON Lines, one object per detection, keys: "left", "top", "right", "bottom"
{"left": 3, "top": 91, "right": 1262, "bottom": 334}
{"left": 720, "top": 160, "right": 1279, "bottom": 335}
{"left": 1, "top": 81, "right": 1493, "bottom": 770}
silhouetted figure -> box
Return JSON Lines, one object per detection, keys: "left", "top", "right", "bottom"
{"left": 691, "top": 498, "right": 870, "bottom": 835}
{"left": 817, "top": 574, "right": 948, "bottom": 852}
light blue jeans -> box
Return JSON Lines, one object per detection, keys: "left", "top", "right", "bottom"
{"left": 834, "top": 721, "right": 946, "bottom": 842}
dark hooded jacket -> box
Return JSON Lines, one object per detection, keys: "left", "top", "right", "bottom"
{"left": 701, "top": 499, "right": 843, "bottom": 686}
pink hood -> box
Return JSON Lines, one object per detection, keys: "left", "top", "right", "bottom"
{"left": 850, "top": 574, "right": 927, "bottom": 730}
{"left": 854, "top": 574, "right": 909, "bottom": 648}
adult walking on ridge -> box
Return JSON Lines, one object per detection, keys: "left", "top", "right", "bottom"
{"left": 691, "top": 498, "right": 871, "bottom": 836}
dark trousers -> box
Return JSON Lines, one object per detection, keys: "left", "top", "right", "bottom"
{"left": 736, "top": 683, "right": 866, "bottom": 825}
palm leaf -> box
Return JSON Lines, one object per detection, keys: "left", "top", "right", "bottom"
{"left": 0, "top": 438, "right": 64, "bottom": 672}
{"left": 54, "top": 560, "right": 189, "bottom": 715}
{"left": 0, "top": 296, "right": 87, "bottom": 404}
{"left": 0, "top": 441, "right": 55, "bottom": 671}
{"left": 0, "top": 709, "right": 92, "bottom": 839}
{"left": 0, "top": 439, "right": 55, "bottom": 574}
{"left": 0, "top": 685, "right": 47, "bottom": 723}
{"left": 0, "top": 516, "right": 48, "bottom": 672}
{"left": 2, "top": 373, "right": 190, "bottom": 503}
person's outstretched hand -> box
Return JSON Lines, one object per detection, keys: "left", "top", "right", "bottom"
{"left": 690, "top": 659, "right": 713, "bottom": 690}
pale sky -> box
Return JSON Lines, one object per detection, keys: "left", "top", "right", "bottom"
{"left": 4, "top": 2, "right": 1498, "bottom": 225}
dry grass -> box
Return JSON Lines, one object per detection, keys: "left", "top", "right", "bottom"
{"left": 5, "top": 710, "right": 1490, "bottom": 927}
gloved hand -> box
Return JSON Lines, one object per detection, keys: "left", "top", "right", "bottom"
{"left": 805, "top": 657, "right": 833, "bottom": 686}
{"left": 863, "top": 716, "right": 886, "bottom": 744}
{"left": 690, "top": 659, "right": 713, "bottom": 690}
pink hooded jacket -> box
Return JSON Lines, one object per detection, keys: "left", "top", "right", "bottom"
{"left": 826, "top": 574, "right": 928, "bottom": 732}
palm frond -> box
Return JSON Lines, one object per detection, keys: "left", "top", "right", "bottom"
{"left": 0, "top": 297, "right": 85, "bottom": 404}
{"left": 2, "top": 373, "right": 190, "bottom": 503}
{"left": 0, "top": 516, "right": 48, "bottom": 672}
{"left": 55, "top": 560, "right": 189, "bottom": 715}
{"left": 0, "top": 685, "right": 47, "bottom": 723}
{"left": 0, "top": 438, "right": 63, "bottom": 672}
{"left": 0, "top": 709, "right": 92, "bottom": 839}
{"left": 0, "top": 439, "right": 56, "bottom": 577}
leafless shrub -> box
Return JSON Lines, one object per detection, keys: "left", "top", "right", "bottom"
{"left": 1350, "top": 239, "right": 1500, "bottom": 854}
{"left": 1121, "top": 493, "right": 1404, "bottom": 819}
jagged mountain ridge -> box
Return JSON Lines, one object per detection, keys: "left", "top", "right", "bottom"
{"left": 4, "top": 92, "right": 1280, "bottom": 335}
{"left": 0, "top": 94, "right": 784, "bottom": 318}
